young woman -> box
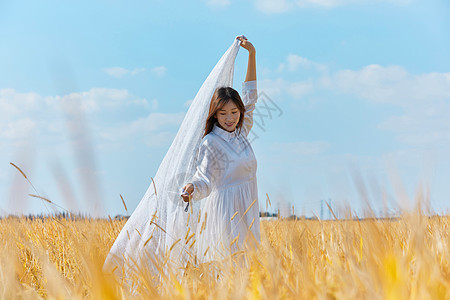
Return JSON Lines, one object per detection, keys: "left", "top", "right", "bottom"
{"left": 181, "top": 35, "right": 260, "bottom": 262}
{"left": 104, "top": 36, "right": 256, "bottom": 280}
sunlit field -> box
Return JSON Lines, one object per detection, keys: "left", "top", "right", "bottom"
{"left": 0, "top": 213, "right": 448, "bottom": 299}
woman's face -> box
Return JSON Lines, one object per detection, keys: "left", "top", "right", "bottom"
{"left": 214, "top": 101, "right": 240, "bottom": 132}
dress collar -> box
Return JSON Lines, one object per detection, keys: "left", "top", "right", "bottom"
{"left": 212, "top": 122, "right": 237, "bottom": 142}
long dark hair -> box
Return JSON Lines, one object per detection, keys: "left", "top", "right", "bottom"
{"left": 203, "top": 87, "right": 246, "bottom": 138}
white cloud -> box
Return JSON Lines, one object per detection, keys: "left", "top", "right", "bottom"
{"left": 287, "top": 80, "right": 314, "bottom": 99}
{"left": 100, "top": 112, "right": 186, "bottom": 148}
{"left": 259, "top": 78, "right": 313, "bottom": 100}
{"left": 125, "top": 112, "right": 185, "bottom": 133}
{"left": 143, "top": 131, "right": 178, "bottom": 148}
{"left": 378, "top": 108, "right": 450, "bottom": 145}
{"left": 320, "top": 64, "right": 450, "bottom": 146}
{"left": 103, "top": 67, "right": 146, "bottom": 78}
{"left": 255, "top": 0, "right": 293, "bottom": 13}
{"left": 150, "top": 66, "right": 167, "bottom": 77}
{"left": 0, "top": 118, "right": 36, "bottom": 140}
{"left": 271, "top": 141, "right": 330, "bottom": 155}
{"left": 104, "top": 67, "right": 129, "bottom": 78}
{"left": 130, "top": 68, "right": 146, "bottom": 75}
{"left": 205, "top": 0, "right": 231, "bottom": 9}
{"left": 323, "top": 65, "right": 450, "bottom": 100}
{"left": 278, "top": 54, "right": 326, "bottom": 72}
{"left": 272, "top": 59, "right": 450, "bottom": 109}
{"left": 52, "top": 88, "right": 150, "bottom": 114}
{"left": 0, "top": 89, "right": 41, "bottom": 118}
{"left": 0, "top": 88, "right": 156, "bottom": 150}
{"left": 255, "top": 0, "right": 411, "bottom": 13}
{"left": 259, "top": 54, "right": 324, "bottom": 100}
{"left": 322, "top": 65, "right": 412, "bottom": 105}
{"left": 266, "top": 53, "right": 450, "bottom": 148}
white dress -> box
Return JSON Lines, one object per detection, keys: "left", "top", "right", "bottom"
{"left": 187, "top": 80, "right": 260, "bottom": 263}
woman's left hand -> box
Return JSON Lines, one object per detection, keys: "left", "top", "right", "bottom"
{"left": 236, "top": 35, "right": 255, "bottom": 54}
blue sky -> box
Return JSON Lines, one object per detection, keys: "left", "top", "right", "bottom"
{"left": 1, "top": 0, "right": 449, "bottom": 217}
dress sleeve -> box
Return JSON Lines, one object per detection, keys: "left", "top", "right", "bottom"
{"left": 240, "top": 80, "right": 258, "bottom": 137}
{"left": 188, "top": 140, "right": 221, "bottom": 201}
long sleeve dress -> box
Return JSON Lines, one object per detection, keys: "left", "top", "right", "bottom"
{"left": 186, "top": 80, "right": 260, "bottom": 263}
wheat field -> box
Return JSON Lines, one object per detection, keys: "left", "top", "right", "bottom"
{"left": 0, "top": 212, "right": 448, "bottom": 299}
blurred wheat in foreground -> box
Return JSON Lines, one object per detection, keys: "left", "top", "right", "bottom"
{"left": 0, "top": 214, "right": 448, "bottom": 299}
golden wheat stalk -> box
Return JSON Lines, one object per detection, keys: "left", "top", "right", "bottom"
{"left": 150, "top": 221, "right": 167, "bottom": 234}
{"left": 325, "top": 201, "right": 338, "bottom": 220}
{"left": 184, "top": 227, "right": 191, "bottom": 241}
{"left": 10, "top": 162, "right": 27, "bottom": 179}
{"left": 266, "top": 193, "right": 271, "bottom": 208}
{"left": 29, "top": 194, "right": 51, "bottom": 204}
{"left": 11, "top": 163, "right": 70, "bottom": 215}
{"left": 28, "top": 194, "right": 69, "bottom": 214}
{"left": 200, "top": 213, "right": 208, "bottom": 235}
{"left": 186, "top": 213, "right": 190, "bottom": 227}
{"left": 231, "top": 250, "right": 245, "bottom": 258}
{"left": 144, "top": 235, "right": 153, "bottom": 247}
{"left": 111, "top": 266, "right": 118, "bottom": 274}
{"left": 248, "top": 218, "right": 255, "bottom": 230}
{"left": 230, "top": 233, "right": 240, "bottom": 248}
{"left": 189, "top": 239, "right": 196, "bottom": 250}
{"left": 120, "top": 194, "right": 128, "bottom": 215}
{"left": 151, "top": 177, "right": 157, "bottom": 196}
{"left": 11, "top": 162, "right": 40, "bottom": 198}
{"left": 169, "top": 239, "right": 181, "bottom": 252}
{"left": 185, "top": 232, "right": 195, "bottom": 245}
{"left": 150, "top": 210, "right": 158, "bottom": 224}
{"left": 242, "top": 199, "right": 257, "bottom": 218}
{"left": 203, "top": 246, "right": 210, "bottom": 257}
{"left": 11, "top": 162, "right": 51, "bottom": 215}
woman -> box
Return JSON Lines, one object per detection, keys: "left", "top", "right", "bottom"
{"left": 181, "top": 35, "right": 260, "bottom": 263}
{"left": 104, "top": 36, "right": 255, "bottom": 280}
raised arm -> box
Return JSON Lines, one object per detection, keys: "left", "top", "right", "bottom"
{"left": 237, "top": 35, "right": 257, "bottom": 137}
{"left": 237, "top": 35, "right": 256, "bottom": 82}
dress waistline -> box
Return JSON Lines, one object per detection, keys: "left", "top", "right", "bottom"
{"left": 213, "top": 176, "right": 257, "bottom": 193}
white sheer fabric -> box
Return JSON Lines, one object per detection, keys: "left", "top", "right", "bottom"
{"left": 103, "top": 38, "right": 244, "bottom": 278}
{"left": 187, "top": 80, "right": 260, "bottom": 262}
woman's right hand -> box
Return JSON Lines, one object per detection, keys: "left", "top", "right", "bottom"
{"left": 181, "top": 183, "right": 194, "bottom": 202}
